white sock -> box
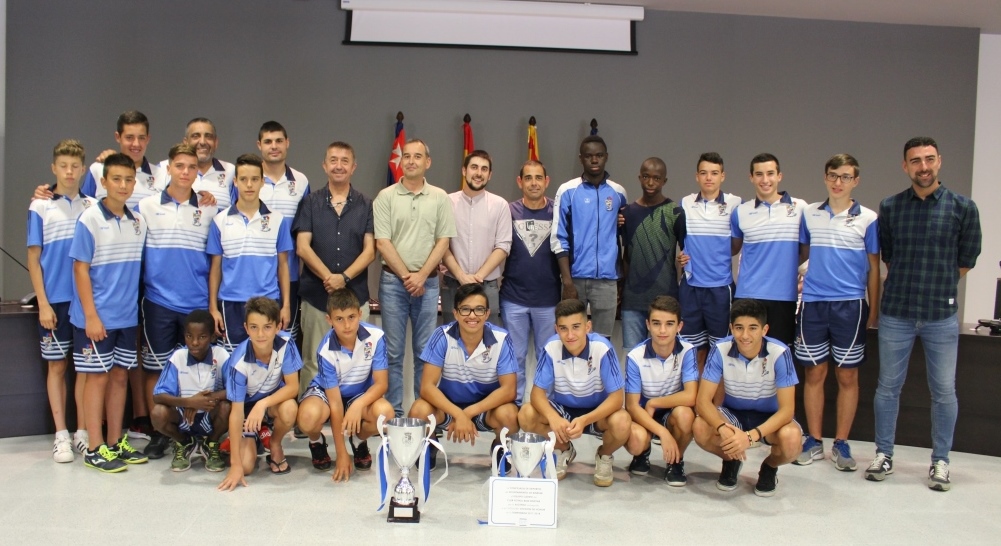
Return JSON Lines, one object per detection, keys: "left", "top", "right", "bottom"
{"left": 55, "top": 430, "right": 70, "bottom": 440}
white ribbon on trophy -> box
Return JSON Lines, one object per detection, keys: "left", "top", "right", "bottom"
{"left": 376, "top": 414, "right": 449, "bottom": 521}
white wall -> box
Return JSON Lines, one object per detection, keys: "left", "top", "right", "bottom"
{"left": 963, "top": 33, "right": 1001, "bottom": 322}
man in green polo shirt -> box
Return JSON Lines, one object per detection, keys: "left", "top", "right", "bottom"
{"left": 374, "top": 139, "right": 456, "bottom": 417}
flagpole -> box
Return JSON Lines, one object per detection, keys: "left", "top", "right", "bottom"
{"left": 590, "top": 118, "right": 598, "bottom": 135}
{"left": 461, "top": 113, "right": 473, "bottom": 190}
{"left": 528, "top": 116, "right": 539, "bottom": 162}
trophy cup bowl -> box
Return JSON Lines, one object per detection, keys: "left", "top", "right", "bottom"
{"left": 385, "top": 417, "right": 430, "bottom": 523}
{"left": 507, "top": 431, "right": 549, "bottom": 478}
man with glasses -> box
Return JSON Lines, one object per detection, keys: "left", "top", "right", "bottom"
{"left": 551, "top": 136, "right": 628, "bottom": 340}
{"left": 409, "top": 282, "right": 519, "bottom": 470}
{"left": 620, "top": 157, "right": 685, "bottom": 351}
{"left": 793, "top": 154, "right": 879, "bottom": 472}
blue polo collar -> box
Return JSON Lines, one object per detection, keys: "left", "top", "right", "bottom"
{"left": 643, "top": 338, "right": 684, "bottom": 360}
{"left": 185, "top": 350, "right": 214, "bottom": 367}
{"left": 755, "top": 191, "right": 793, "bottom": 208}
{"left": 696, "top": 191, "right": 726, "bottom": 204}
{"left": 96, "top": 199, "right": 136, "bottom": 221}
{"left": 327, "top": 323, "right": 373, "bottom": 352}
{"left": 727, "top": 338, "right": 770, "bottom": 360}
{"left": 445, "top": 321, "right": 498, "bottom": 347}
{"left": 227, "top": 201, "right": 272, "bottom": 216}
{"left": 820, "top": 199, "right": 861, "bottom": 217}
{"left": 160, "top": 186, "right": 199, "bottom": 207}
{"left": 243, "top": 336, "right": 288, "bottom": 366}
{"left": 562, "top": 336, "right": 592, "bottom": 361}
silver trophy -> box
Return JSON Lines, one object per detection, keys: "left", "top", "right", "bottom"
{"left": 377, "top": 415, "right": 444, "bottom": 523}
{"left": 491, "top": 427, "right": 556, "bottom": 479}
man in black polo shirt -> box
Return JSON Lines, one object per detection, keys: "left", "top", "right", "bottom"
{"left": 868, "top": 136, "right": 981, "bottom": 491}
{"left": 293, "top": 141, "right": 376, "bottom": 409}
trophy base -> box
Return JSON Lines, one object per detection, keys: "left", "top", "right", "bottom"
{"left": 388, "top": 499, "right": 421, "bottom": 523}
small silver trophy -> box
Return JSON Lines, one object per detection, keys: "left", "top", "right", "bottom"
{"left": 376, "top": 415, "right": 446, "bottom": 523}
{"left": 491, "top": 427, "right": 556, "bottom": 479}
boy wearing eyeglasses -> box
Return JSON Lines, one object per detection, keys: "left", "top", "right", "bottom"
{"left": 620, "top": 157, "right": 686, "bottom": 350}
{"left": 793, "top": 154, "right": 879, "bottom": 472}
{"left": 408, "top": 282, "right": 519, "bottom": 470}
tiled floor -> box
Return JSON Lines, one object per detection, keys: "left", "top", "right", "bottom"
{"left": 2, "top": 431, "right": 999, "bottom": 545}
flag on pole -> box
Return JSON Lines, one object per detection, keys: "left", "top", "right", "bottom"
{"left": 387, "top": 112, "right": 405, "bottom": 186}
{"left": 527, "top": 116, "right": 539, "bottom": 161}
{"left": 461, "top": 114, "right": 474, "bottom": 189}
{"left": 590, "top": 118, "right": 599, "bottom": 135}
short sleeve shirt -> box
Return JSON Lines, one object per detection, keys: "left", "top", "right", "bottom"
{"left": 224, "top": 335, "right": 303, "bottom": 403}
{"left": 533, "top": 332, "right": 624, "bottom": 409}
{"left": 702, "top": 336, "right": 798, "bottom": 414}
{"left": 311, "top": 323, "right": 388, "bottom": 400}
{"left": 625, "top": 339, "right": 699, "bottom": 408}
{"left": 420, "top": 322, "right": 518, "bottom": 406}
{"left": 373, "top": 180, "right": 456, "bottom": 271}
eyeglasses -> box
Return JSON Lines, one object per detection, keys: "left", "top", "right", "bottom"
{"left": 825, "top": 173, "right": 856, "bottom": 184}
{"left": 640, "top": 174, "right": 665, "bottom": 183}
{"left": 457, "top": 306, "right": 488, "bottom": 317}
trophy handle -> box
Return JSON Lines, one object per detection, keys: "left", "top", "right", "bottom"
{"left": 541, "top": 431, "right": 557, "bottom": 479}
{"left": 377, "top": 414, "right": 387, "bottom": 440}
{"left": 425, "top": 413, "right": 437, "bottom": 442}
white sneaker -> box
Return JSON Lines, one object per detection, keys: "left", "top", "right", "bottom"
{"left": 593, "top": 450, "right": 614, "bottom": 487}
{"left": 73, "top": 431, "right": 89, "bottom": 455}
{"left": 53, "top": 436, "right": 74, "bottom": 463}
{"left": 554, "top": 442, "right": 576, "bottom": 480}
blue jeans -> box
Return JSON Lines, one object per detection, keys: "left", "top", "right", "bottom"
{"left": 499, "top": 299, "right": 556, "bottom": 405}
{"left": 379, "top": 271, "right": 440, "bottom": 417}
{"left": 620, "top": 309, "right": 648, "bottom": 351}
{"left": 875, "top": 313, "right": 959, "bottom": 463}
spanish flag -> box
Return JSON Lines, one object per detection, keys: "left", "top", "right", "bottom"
{"left": 386, "top": 113, "right": 405, "bottom": 186}
{"left": 461, "top": 114, "right": 474, "bottom": 188}
{"left": 527, "top": 116, "right": 540, "bottom": 161}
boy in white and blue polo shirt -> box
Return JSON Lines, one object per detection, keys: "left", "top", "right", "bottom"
{"left": 518, "top": 299, "right": 631, "bottom": 487}
{"left": 138, "top": 143, "right": 219, "bottom": 459}
{"left": 27, "top": 139, "right": 97, "bottom": 462}
{"left": 157, "top": 118, "right": 235, "bottom": 210}
{"left": 219, "top": 297, "right": 302, "bottom": 491}
{"left": 678, "top": 152, "right": 742, "bottom": 372}
{"left": 297, "top": 288, "right": 394, "bottom": 480}
{"left": 151, "top": 310, "right": 231, "bottom": 473}
{"left": 794, "top": 154, "right": 880, "bottom": 471}
{"left": 731, "top": 153, "right": 807, "bottom": 346}
{"left": 623, "top": 296, "right": 699, "bottom": 486}
{"left": 409, "top": 283, "right": 519, "bottom": 472}
{"left": 693, "top": 299, "right": 802, "bottom": 497}
{"left": 70, "top": 153, "right": 149, "bottom": 473}
{"left": 256, "top": 121, "right": 309, "bottom": 344}
{"left": 207, "top": 153, "right": 293, "bottom": 352}
{"left": 80, "top": 110, "right": 165, "bottom": 209}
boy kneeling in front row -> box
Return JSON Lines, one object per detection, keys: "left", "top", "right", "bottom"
{"left": 296, "top": 288, "right": 394, "bottom": 482}
{"left": 151, "top": 310, "right": 231, "bottom": 472}
{"left": 518, "top": 299, "right": 631, "bottom": 487}
{"left": 692, "top": 298, "right": 801, "bottom": 497}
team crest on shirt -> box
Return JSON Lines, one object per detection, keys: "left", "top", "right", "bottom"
{"left": 192, "top": 209, "right": 203, "bottom": 227}
{"left": 260, "top": 215, "right": 271, "bottom": 232}
{"left": 82, "top": 200, "right": 93, "bottom": 209}
{"left": 132, "top": 219, "right": 141, "bottom": 235}
{"left": 586, "top": 356, "right": 594, "bottom": 375}
{"left": 217, "top": 173, "right": 226, "bottom": 188}
{"left": 288, "top": 184, "right": 297, "bottom": 197}
{"left": 146, "top": 178, "right": 156, "bottom": 190}
{"left": 844, "top": 214, "right": 857, "bottom": 227}
{"left": 363, "top": 341, "right": 373, "bottom": 360}
{"left": 605, "top": 196, "right": 613, "bottom": 211}
{"left": 786, "top": 204, "right": 796, "bottom": 217}
{"left": 718, "top": 203, "right": 728, "bottom": 216}
{"left": 480, "top": 352, "right": 492, "bottom": 364}
{"left": 761, "top": 357, "right": 769, "bottom": 377}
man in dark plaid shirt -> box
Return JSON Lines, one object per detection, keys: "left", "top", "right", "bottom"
{"left": 866, "top": 136, "right": 981, "bottom": 492}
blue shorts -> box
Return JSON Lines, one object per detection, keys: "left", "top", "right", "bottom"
{"left": 794, "top": 299, "right": 868, "bottom": 368}
{"left": 299, "top": 385, "right": 363, "bottom": 412}
{"left": 176, "top": 407, "right": 213, "bottom": 437}
{"left": 549, "top": 401, "right": 602, "bottom": 438}
{"left": 219, "top": 300, "right": 248, "bottom": 352}
{"left": 717, "top": 406, "right": 801, "bottom": 446}
{"left": 141, "top": 299, "right": 186, "bottom": 371}
{"left": 679, "top": 279, "right": 733, "bottom": 348}
{"left": 73, "top": 326, "right": 139, "bottom": 373}
{"left": 38, "top": 302, "right": 73, "bottom": 361}
{"left": 652, "top": 407, "right": 675, "bottom": 428}
{"left": 436, "top": 408, "right": 492, "bottom": 433}
{"left": 240, "top": 399, "right": 276, "bottom": 439}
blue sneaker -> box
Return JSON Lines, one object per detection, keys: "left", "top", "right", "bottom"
{"left": 831, "top": 439, "right": 857, "bottom": 471}
{"left": 794, "top": 436, "right": 824, "bottom": 466}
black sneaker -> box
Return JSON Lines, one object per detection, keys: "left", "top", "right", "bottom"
{"left": 665, "top": 461, "right": 687, "bottom": 486}
{"left": 144, "top": 432, "right": 171, "bottom": 460}
{"left": 628, "top": 447, "right": 651, "bottom": 476}
{"left": 865, "top": 453, "right": 894, "bottom": 482}
{"left": 84, "top": 444, "right": 128, "bottom": 473}
{"left": 754, "top": 462, "right": 778, "bottom": 497}
{"left": 308, "top": 434, "right": 332, "bottom": 470}
{"left": 716, "top": 459, "right": 742, "bottom": 491}
{"left": 113, "top": 436, "right": 148, "bottom": 464}
{"left": 352, "top": 437, "right": 372, "bottom": 471}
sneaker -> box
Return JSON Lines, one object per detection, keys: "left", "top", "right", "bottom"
{"left": 831, "top": 439, "right": 857, "bottom": 471}
{"left": 171, "top": 440, "right": 193, "bottom": 472}
{"left": 927, "top": 460, "right": 951, "bottom": 491}
{"left": 665, "top": 461, "right": 687, "bottom": 486}
{"left": 308, "top": 434, "right": 332, "bottom": 470}
{"left": 127, "top": 419, "right": 153, "bottom": 441}
{"left": 554, "top": 442, "right": 577, "bottom": 480}
{"left": 113, "top": 436, "right": 149, "bottom": 464}
{"left": 627, "top": 447, "right": 651, "bottom": 476}
{"left": 52, "top": 436, "right": 74, "bottom": 463}
{"left": 352, "top": 437, "right": 372, "bottom": 471}
{"left": 205, "top": 440, "right": 226, "bottom": 472}
{"left": 754, "top": 462, "right": 779, "bottom": 497}
{"left": 794, "top": 436, "right": 824, "bottom": 465}
{"left": 144, "top": 432, "right": 171, "bottom": 460}
{"left": 84, "top": 444, "right": 128, "bottom": 473}
{"left": 219, "top": 436, "right": 230, "bottom": 454}
{"left": 259, "top": 425, "right": 272, "bottom": 453}
{"left": 593, "top": 450, "right": 614, "bottom": 487}
{"left": 865, "top": 453, "right": 894, "bottom": 481}
{"left": 73, "top": 431, "right": 89, "bottom": 455}
{"left": 716, "top": 459, "right": 742, "bottom": 491}
{"left": 293, "top": 426, "right": 307, "bottom": 439}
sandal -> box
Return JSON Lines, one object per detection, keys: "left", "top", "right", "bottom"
{"left": 266, "top": 456, "right": 291, "bottom": 475}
